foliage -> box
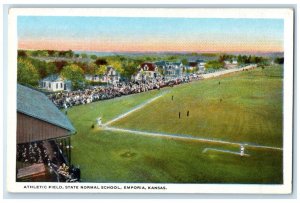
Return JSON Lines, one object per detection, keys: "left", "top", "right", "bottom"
{"left": 80, "top": 53, "right": 88, "bottom": 59}
{"left": 52, "top": 60, "right": 68, "bottom": 73}
{"left": 95, "top": 65, "right": 107, "bottom": 76}
{"left": 90, "top": 55, "right": 97, "bottom": 60}
{"left": 121, "top": 60, "right": 139, "bottom": 78}
{"left": 205, "top": 60, "right": 224, "bottom": 70}
{"left": 60, "top": 64, "right": 84, "bottom": 89}
{"left": 17, "top": 58, "right": 40, "bottom": 86}
{"left": 107, "top": 58, "right": 123, "bottom": 73}
{"left": 95, "top": 58, "right": 108, "bottom": 66}
{"left": 218, "top": 54, "right": 235, "bottom": 63}
{"left": 18, "top": 50, "right": 27, "bottom": 58}
{"left": 25, "top": 50, "right": 74, "bottom": 58}
{"left": 181, "top": 58, "right": 188, "bottom": 66}
{"left": 237, "top": 54, "right": 269, "bottom": 65}
{"left": 274, "top": 57, "right": 284, "bottom": 64}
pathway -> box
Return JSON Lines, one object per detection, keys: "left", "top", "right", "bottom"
{"left": 103, "top": 91, "right": 168, "bottom": 126}
{"left": 104, "top": 126, "right": 283, "bottom": 151}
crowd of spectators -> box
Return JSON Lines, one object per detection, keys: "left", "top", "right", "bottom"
{"left": 48, "top": 75, "right": 202, "bottom": 109}
{"left": 17, "top": 141, "right": 80, "bottom": 182}
{"left": 17, "top": 141, "right": 49, "bottom": 164}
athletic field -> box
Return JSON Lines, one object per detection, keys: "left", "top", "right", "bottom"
{"left": 67, "top": 65, "right": 283, "bottom": 183}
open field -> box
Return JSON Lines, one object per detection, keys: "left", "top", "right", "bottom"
{"left": 112, "top": 66, "right": 283, "bottom": 147}
{"left": 67, "top": 65, "right": 283, "bottom": 183}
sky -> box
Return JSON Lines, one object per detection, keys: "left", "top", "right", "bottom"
{"left": 18, "top": 16, "right": 284, "bottom": 53}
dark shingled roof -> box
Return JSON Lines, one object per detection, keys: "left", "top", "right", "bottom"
{"left": 17, "top": 84, "right": 75, "bottom": 133}
{"left": 140, "top": 62, "right": 157, "bottom": 71}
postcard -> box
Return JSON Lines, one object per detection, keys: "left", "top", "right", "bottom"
{"left": 6, "top": 8, "right": 294, "bottom": 194}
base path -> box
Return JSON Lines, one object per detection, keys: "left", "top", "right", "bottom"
{"left": 103, "top": 91, "right": 168, "bottom": 126}
{"left": 104, "top": 126, "right": 283, "bottom": 151}
{"left": 202, "top": 64, "right": 257, "bottom": 79}
{"left": 202, "top": 148, "right": 250, "bottom": 157}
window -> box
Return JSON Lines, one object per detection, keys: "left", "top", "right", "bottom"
{"left": 49, "top": 83, "right": 51, "bottom": 88}
{"left": 56, "top": 83, "right": 58, "bottom": 89}
{"left": 61, "top": 83, "right": 63, "bottom": 88}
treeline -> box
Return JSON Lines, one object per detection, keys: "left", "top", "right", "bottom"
{"left": 204, "top": 54, "right": 282, "bottom": 70}
{"left": 18, "top": 50, "right": 75, "bottom": 58}
{"left": 17, "top": 52, "right": 144, "bottom": 88}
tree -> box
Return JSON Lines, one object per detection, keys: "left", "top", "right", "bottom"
{"left": 80, "top": 53, "right": 88, "bottom": 59}
{"left": 95, "top": 58, "right": 108, "bottom": 66}
{"left": 87, "top": 62, "right": 98, "bottom": 75}
{"left": 205, "top": 60, "right": 224, "bottom": 70}
{"left": 18, "top": 50, "right": 27, "bottom": 58}
{"left": 95, "top": 65, "right": 107, "bottom": 76}
{"left": 90, "top": 55, "right": 97, "bottom": 60}
{"left": 107, "top": 58, "right": 123, "bottom": 73}
{"left": 53, "top": 60, "right": 68, "bottom": 73}
{"left": 121, "top": 60, "right": 139, "bottom": 79}
{"left": 17, "top": 58, "right": 40, "bottom": 86}
{"left": 30, "top": 58, "right": 49, "bottom": 78}
{"left": 45, "top": 62, "right": 56, "bottom": 76}
{"left": 218, "top": 54, "right": 226, "bottom": 63}
{"left": 60, "top": 64, "right": 84, "bottom": 89}
{"left": 66, "top": 50, "right": 74, "bottom": 58}
{"left": 181, "top": 58, "right": 188, "bottom": 66}
{"left": 275, "top": 57, "right": 284, "bottom": 64}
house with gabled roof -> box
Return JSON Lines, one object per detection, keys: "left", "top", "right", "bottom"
{"left": 154, "top": 61, "right": 184, "bottom": 78}
{"left": 104, "top": 66, "right": 121, "bottom": 85}
{"left": 40, "top": 74, "right": 72, "bottom": 92}
{"left": 187, "top": 59, "right": 206, "bottom": 73}
{"left": 132, "top": 62, "right": 160, "bottom": 81}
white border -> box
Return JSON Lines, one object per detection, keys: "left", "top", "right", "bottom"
{"left": 6, "top": 8, "right": 294, "bottom": 194}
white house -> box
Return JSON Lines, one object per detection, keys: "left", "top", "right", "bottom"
{"left": 102, "top": 66, "right": 120, "bottom": 85}
{"left": 187, "top": 59, "right": 206, "bottom": 73}
{"left": 85, "top": 67, "right": 120, "bottom": 85}
{"left": 224, "top": 59, "right": 238, "bottom": 68}
{"left": 156, "top": 61, "right": 184, "bottom": 78}
{"left": 85, "top": 74, "right": 101, "bottom": 82}
{"left": 195, "top": 59, "right": 206, "bottom": 73}
{"left": 132, "top": 62, "right": 160, "bottom": 81}
{"left": 40, "top": 74, "right": 72, "bottom": 92}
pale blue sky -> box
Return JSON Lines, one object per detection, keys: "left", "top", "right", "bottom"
{"left": 18, "top": 16, "right": 284, "bottom": 52}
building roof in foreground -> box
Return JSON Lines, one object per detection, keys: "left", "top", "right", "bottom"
{"left": 17, "top": 84, "right": 75, "bottom": 132}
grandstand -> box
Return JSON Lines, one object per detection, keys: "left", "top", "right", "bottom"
{"left": 16, "top": 84, "right": 79, "bottom": 182}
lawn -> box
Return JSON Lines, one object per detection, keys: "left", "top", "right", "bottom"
{"left": 112, "top": 65, "right": 283, "bottom": 147}
{"left": 67, "top": 65, "right": 283, "bottom": 183}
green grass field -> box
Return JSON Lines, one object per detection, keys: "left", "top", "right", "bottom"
{"left": 67, "top": 65, "right": 283, "bottom": 183}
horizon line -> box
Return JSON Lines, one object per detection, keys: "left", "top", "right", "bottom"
{"left": 18, "top": 48, "right": 283, "bottom": 54}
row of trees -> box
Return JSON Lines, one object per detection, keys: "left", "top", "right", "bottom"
{"left": 17, "top": 49, "right": 283, "bottom": 88}
{"left": 17, "top": 54, "right": 143, "bottom": 88}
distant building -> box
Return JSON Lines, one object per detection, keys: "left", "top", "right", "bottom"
{"left": 187, "top": 59, "right": 206, "bottom": 73}
{"left": 224, "top": 59, "right": 238, "bottom": 69}
{"left": 132, "top": 62, "right": 160, "bottom": 81}
{"left": 40, "top": 74, "right": 72, "bottom": 92}
{"left": 155, "top": 61, "right": 184, "bottom": 78}
{"left": 105, "top": 66, "right": 120, "bottom": 85}
{"left": 85, "top": 74, "right": 101, "bottom": 82}
{"left": 85, "top": 66, "right": 120, "bottom": 85}
{"left": 232, "top": 59, "right": 238, "bottom": 65}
